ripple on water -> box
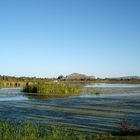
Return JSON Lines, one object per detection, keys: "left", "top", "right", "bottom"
{"left": 0, "top": 88, "right": 28, "bottom": 101}
{"left": 85, "top": 83, "right": 140, "bottom": 88}
{"left": 0, "top": 85, "right": 140, "bottom": 135}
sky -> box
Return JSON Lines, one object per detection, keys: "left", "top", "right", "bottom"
{"left": 0, "top": 0, "right": 140, "bottom": 78}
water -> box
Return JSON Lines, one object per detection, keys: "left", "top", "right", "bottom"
{"left": 0, "top": 84, "right": 140, "bottom": 134}
{"left": 0, "top": 88, "right": 28, "bottom": 101}
{"left": 79, "top": 92, "right": 140, "bottom": 98}
{"left": 85, "top": 83, "right": 140, "bottom": 88}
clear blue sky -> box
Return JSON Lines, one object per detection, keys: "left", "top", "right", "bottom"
{"left": 0, "top": 0, "right": 140, "bottom": 78}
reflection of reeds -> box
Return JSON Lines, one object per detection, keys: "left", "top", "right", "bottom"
{"left": 86, "top": 87, "right": 101, "bottom": 95}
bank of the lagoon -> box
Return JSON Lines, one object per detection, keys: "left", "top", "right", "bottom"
{"left": 0, "top": 120, "right": 140, "bottom": 140}
{"left": 0, "top": 83, "right": 140, "bottom": 139}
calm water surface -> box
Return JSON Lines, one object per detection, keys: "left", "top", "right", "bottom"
{"left": 85, "top": 83, "right": 140, "bottom": 88}
{"left": 0, "top": 83, "right": 140, "bottom": 134}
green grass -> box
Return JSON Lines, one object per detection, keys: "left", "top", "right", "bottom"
{"left": 0, "top": 120, "right": 140, "bottom": 140}
{"left": 23, "top": 82, "right": 82, "bottom": 95}
{"left": 0, "top": 81, "right": 4, "bottom": 88}
{"left": 0, "top": 120, "right": 78, "bottom": 140}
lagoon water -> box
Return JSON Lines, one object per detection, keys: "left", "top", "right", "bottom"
{"left": 0, "top": 88, "right": 28, "bottom": 101}
{"left": 85, "top": 83, "right": 140, "bottom": 88}
{"left": 0, "top": 83, "right": 140, "bottom": 134}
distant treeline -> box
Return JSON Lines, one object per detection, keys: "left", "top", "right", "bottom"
{"left": 60, "top": 78, "right": 140, "bottom": 84}
{"left": 0, "top": 75, "right": 140, "bottom": 88}
{"left": 95, "top": 78, "right": 140, "bottom": 84}
{"left": 0, "top": 75, "right": 52, "bottom": 88}
{"left": 0, "top": 75, "right": 53, "bottom": 81}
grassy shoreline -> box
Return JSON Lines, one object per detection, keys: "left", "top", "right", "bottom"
{"left": 0, "top": 120, "right": 140, "bottom": 140}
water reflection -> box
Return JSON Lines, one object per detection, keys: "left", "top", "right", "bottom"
{"left": 85, "top": 83, "right": 140, "bottom": 88}
{"left": 0, "top": 88, "right": 28, "bottom": 101}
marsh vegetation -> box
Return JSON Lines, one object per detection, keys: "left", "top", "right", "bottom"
{"left": 23, "top": 82, "right": 82, "bottom": 96}
{"left": 0, "top": 120, "right": 140, "bottom": 140}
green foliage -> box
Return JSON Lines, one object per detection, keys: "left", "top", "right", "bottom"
{"left": 23, "top": 85, "right": 37, "bottom": 93}
{"left": 57, "top": 75, "right": 64, "bottom": 80}
{"left": 0, "top": 120, "right": 140, "bottom": 140}
{"left": 0, "top": 120, "right": 86, "bottom": 140}
{"left": 0, "top": 81, "right": 4, "bottom": 88}
{"left": 23, "top": 82, "right": 82, "bottom": 95}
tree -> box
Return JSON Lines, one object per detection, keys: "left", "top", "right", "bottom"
{"left": 57, "top": 75, "right": 64, "bottom": 80}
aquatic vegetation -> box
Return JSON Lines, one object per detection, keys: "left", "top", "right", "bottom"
{"left": 119, "top": 118, "right": 133, "bottom": 134}
{"left": 86, "top": 87, "right": 101, "bottom": 95}
{"left": 0, "top": 120, "right": 140, "bottom": 140}
{"left": 0, "top": 120, "right": 78, "bottom": 140}
{"left": 23, "top": 82, "right": 82, "bottom": 95}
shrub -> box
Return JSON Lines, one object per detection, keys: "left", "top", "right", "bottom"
{"left": 119, "top": 118, "right": 133, "bottom": 134}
